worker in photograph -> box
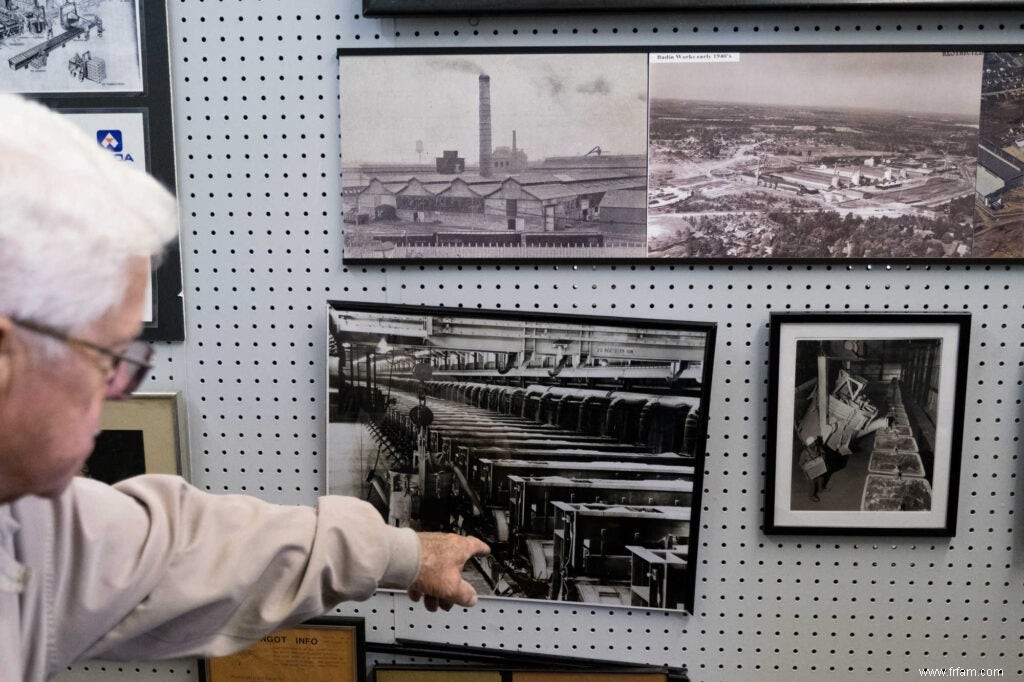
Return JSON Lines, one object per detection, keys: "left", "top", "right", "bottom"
{"left": 0, "top": 93, "right": 489, "bottom": 681}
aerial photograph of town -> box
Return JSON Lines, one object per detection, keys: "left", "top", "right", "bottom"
{"left": 974, "top": 51, "right": 1024, "bottom": 258}
{"left": 647, "top": 52, "right": 984, "bottom": 259}
{"left": 339, "top": 52, "right": 648, "bottom": 261}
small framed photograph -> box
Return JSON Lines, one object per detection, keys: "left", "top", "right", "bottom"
{"left": 765, "top": 313, "right": 970, "bottom": 536}
{"left": 201, "top": 618, "right": 365, "bottom": 682}
{"left": 83, "top": 392, "right": 188, "bottom": 484}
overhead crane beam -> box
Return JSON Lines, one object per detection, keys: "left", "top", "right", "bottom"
{"left": 418, "top": 334, "right": 706, "bottom": 362}
{"left": 330, "top": 310, "right": 708, "bottom": 362}
{"left": 425, "top": 365, "right": 705, "bottom": 381}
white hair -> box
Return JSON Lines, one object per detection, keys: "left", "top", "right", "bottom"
{"left": 0, "top": 94, "right": 178, "bottom": 332}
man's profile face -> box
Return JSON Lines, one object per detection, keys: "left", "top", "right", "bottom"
{"left": 0, "top": 258, "right": 148, "bottom": 503}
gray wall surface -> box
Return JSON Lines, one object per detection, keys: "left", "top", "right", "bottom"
{"left": 57, "top": 1, "right": 1023, "bottom": 680}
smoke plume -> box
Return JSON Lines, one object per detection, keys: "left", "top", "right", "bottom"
{"left": 577, "top": 77, "right": 611, "bottom": 95}
{"left": 428, "top": 57, "right": 485, "bottom": 75}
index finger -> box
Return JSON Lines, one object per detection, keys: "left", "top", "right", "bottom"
{"left": 463, "top": 536, "right": 490, "bottom": 559}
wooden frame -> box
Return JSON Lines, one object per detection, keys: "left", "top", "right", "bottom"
{"left": 84, "top": 391, "right": 189, "bottom": 483}
{"left": 764, "top": 312, "right": 970, "bottom": 536}
{"left": 339, "top": 46, "right": 1023, "bottom": 264}
{"left": 326, "top": 300, "right": 716, "bottom": 613}
{"left": 201, "top": 617, "right": 365, "bottom": 682}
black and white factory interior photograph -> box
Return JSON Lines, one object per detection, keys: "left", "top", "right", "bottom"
{"left": 767, "top": 315, "right": 969, "bottom": 535}
{"left": 327, "top": 301, "right": 715, "bottom": 612}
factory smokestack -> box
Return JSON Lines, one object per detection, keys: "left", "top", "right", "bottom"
{"left": 479, "top": 74, "right": 493, "bottom": 178}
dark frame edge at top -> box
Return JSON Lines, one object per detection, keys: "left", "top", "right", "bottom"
{"left": 362, "top": 0, "right": 1024, "bottom": 17}
{"left": 327, "top": 299, "right": 718, "bottom": 333}
{"left": 338, "top": 43, "right": 1011, "bottom": 58}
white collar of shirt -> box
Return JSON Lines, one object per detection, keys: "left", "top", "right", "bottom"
{"left": 0, "top": 505, "right": 29, "bottom": 594}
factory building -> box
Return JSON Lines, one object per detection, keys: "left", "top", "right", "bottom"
{"left": 595, "top": 189, "right": 647, "bottom": 227}
{"left": 435, "top": 150, "right": 465, "bottom": 174}
{"left": 353, "top": 178, "right": 397, "bottom": 222}
{"left": 540, "top": 153, "right": 647, "bottom": 174}
{"left": 492, "top": 131, "right": 528, "bottom": 173}
{"left": 758, "top": 169, "right": 832, "bottom": 193}
{"left": 342, "top": 70, "right": 647, "bottom": 253}
{"left": 351, "top": 171, "right": 645, "bottom": 233}
{"left": 976, "top": 139, "right": 1024, "bottom": 206}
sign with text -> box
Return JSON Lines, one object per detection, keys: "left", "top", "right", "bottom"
{"left": 202, "top": 619, "right": 364, "bottom": 682}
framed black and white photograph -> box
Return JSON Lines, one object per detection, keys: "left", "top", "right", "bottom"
{"left": 83, "top": 392, "right": 189, "bottom": 484}
{"left": 326, "top": 301, "right": 716, "bottom": 613}
{"left": 339, "top": 49, "right": 649, "bottom": 261}
{"left": 0, "top": 0, "right": 144, "bottom": 95}
{"left": 765, "top": 313, "right": 970, "bottom": 536}
{"left": 339, "top": 47, "right": 1024, "bottom": 264}
{"left": 648, "top": 51, "right": 982, "bottom": 259}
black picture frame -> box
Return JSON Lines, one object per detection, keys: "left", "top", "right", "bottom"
{"left": 764, "top": 312, "right": 970, "bottom": 536}
{"left": 200, "top": 617, "right": 366, "bottom": 682}
{"left": 368, "top": 640, "right": 689, "bottom": 680}
{"left": 326, "top": 300, "right": 716, "bottom": 613}
{"left": 338, "top": 46, "right": 1019, "bottom": 265}
{"left": 12, "top": 0, "right": 183, "bottom": 341}
{"left": 362, "top": 0, "right": 1024, "bottom": 17}
{"left": 374, "top": 665, "right": 674, "bottom": 681}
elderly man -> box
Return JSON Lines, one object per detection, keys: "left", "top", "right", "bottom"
{"left": 0, "top": 94, "right": 488, "bottom": 681}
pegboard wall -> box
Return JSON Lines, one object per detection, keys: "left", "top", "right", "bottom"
{"left": 57, "top": 2, "right": 1023, "bottom": 681}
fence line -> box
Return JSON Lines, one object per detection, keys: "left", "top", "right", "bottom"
{"left": 347, "top": 243, "right": 649, "bottom": 259}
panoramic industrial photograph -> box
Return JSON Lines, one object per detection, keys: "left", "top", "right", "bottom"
{"left": 647, "top": 52, "right": 983, "bottom": 259}
{"left": 339, "top": 51, "right": 649, "bottom": 260}
{"left": 326, "top": 302, "right": 715, "bottom": 612}
{"left": 974, "top": 50, "right": 1024, "bottom": 258}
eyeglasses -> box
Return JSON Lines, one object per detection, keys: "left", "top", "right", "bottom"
{"left": 11, "top": 318, "right": 154, "bottom": 399}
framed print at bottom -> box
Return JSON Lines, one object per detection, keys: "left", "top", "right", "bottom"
{"left": 83, "top": 392, "right": 188, "bottom": 484}
{"left": 202, "top": 618, "right": 365, "bottom": 682}
{"left": 765, "top": 313, "right": 970, "bottom": 536}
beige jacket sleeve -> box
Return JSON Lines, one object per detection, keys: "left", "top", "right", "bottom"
{"left": 48, "top": 475, "right": 420, "bottom": 665}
